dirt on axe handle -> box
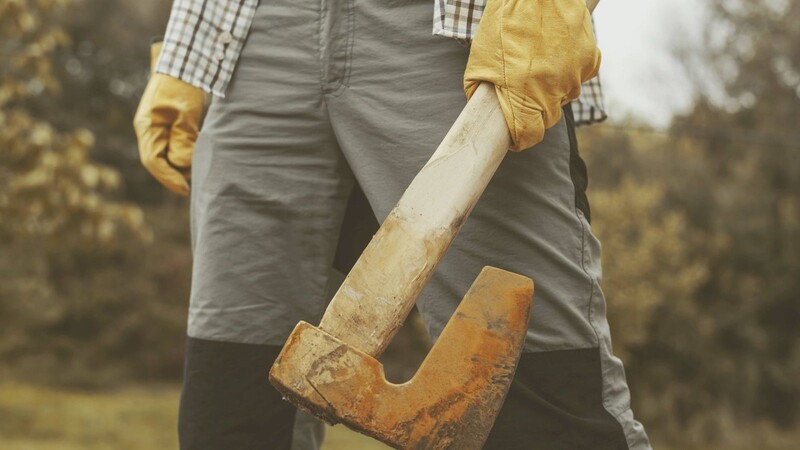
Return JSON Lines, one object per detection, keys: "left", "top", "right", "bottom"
{"left": 270, "top": 2, "right": 600, "bottom": 448}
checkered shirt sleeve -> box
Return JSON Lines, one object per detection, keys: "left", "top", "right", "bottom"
{"left": 155, "top": 0, "right": 607, "bottom": 125}
{"left": 155, "top": 0, "right": 259, "bottom": 98}
{"left": 433, "top": 0, "right": 607, "bottom": 126}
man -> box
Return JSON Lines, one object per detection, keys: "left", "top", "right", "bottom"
{"left": 134, "top": 0, "right": 651, "bottom": 449}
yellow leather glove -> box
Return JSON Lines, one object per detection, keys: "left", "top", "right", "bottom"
{"left": 133, "top": 42, "right": 205, "bottom": 195}
{"left": 464, "top": 0, "right": 602, "bottom": 151}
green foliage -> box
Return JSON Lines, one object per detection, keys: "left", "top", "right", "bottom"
{"left": 578, "top": 1, "right": 800, "bottom": 445}
{"left": 0, "top": 0, "right": 150, "bottom": 242}
{"left": 589, "top": 175, "right": 720, "bottom": 361}
{"left": 0, "top": 0, "right": 186, "bottom": 386}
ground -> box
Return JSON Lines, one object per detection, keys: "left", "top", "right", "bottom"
{"left": 0, "top": 383, "right": 795, "bottom": 449}
{"left": 0, "top": 383, "right": 388, "bottom": 450}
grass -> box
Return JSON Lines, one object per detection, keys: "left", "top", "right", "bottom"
{"left": 1, "top": 383, "right": 797, "bottom": 449}
{"left": 0, "top": 383, "right": 179, "bottom": 450}
{"left": 0, "top": 383, "right": 389, "bottom": 449}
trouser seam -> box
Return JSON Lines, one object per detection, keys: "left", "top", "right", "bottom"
{"left": 317, "top": 0, "right": 327, "bottom": 94}
{"left": 579, "top": 215, "right": 602, "bottom": 348}
{"left": 602, "top": 347, "right": 635, "bottom": 449}
{"left": 323, "top": 0, "right": 355, "bottom": 97}
{"left": 564, "top": 110, "right": 631, "bottom": 447}
{"left": 565, "top": 106, "right": 601, "bottom": 348}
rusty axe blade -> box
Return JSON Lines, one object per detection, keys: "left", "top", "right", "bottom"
{"left": 271, "top": 267, "right": 532, "bottom": 449}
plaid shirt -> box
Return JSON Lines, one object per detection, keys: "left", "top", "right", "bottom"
{"left": 156, "top": 0, "right": 607, "bottom": 125}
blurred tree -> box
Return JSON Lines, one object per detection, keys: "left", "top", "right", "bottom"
{"left": 579, "top": 0, "right": 800, "bottom": 445}
{"left": 590, "top": 176, "right": 716, "bottom": 362}
{"left": 34, "top": 0, "right": 172, "bottom": 203}
{"left": 668, "top": 0, "right": 799, "bottom": 432}
{"left": 0, "top": 0, "right": 144, "bottom": 239}
{"left": 0, "top": 0, "right": 187, "bottom": 385}
{"left": 578, "top": 126, "right": 729, "bottom": 443}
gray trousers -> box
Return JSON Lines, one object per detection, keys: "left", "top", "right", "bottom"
{"left": 187, "top": 0, "right": 650, "bottom": 448}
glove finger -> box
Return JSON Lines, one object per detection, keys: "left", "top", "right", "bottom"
{"left": 511, "top": 109, "right": 546, "bottom": 152}
{"left": 147, "top": 155, "right": 191, "bottom": 196}
{"left": 167, "top": 119, "right": 198, "bottom": 170}
{"left": 464, "top": 79, "right": 482, "bottom": 101}
{"left": 137, "top": 126, "right": 190, "bottom": 196}
{"left": 497, "top": 86, "right": 546, "bottom": 152}
{"left": 582, "top": 48, "right": 602, "bottom": 82}
{"left": 562, "top": 81, "right": 584, "bottom": 106}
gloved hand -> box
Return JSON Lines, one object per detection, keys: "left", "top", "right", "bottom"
{"left": 464, "top": 0, "right": 601, "bottom": 151}
{"left": 133, "top": 41, "right": 206, "bottom": 195}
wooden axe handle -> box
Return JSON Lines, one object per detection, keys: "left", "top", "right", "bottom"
{"left": 319, "top": 82, "right": 509, "bottom": 356}
{"left": 319, "top": 0, "right": 601, "bottom": 356}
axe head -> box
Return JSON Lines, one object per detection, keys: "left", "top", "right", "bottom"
{"left": 269, "top": 267, "right": 533, "bottom": 449}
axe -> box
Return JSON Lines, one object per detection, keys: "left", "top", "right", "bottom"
{"left": 270, "top": 1, "right": 600, "bottom": 447}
